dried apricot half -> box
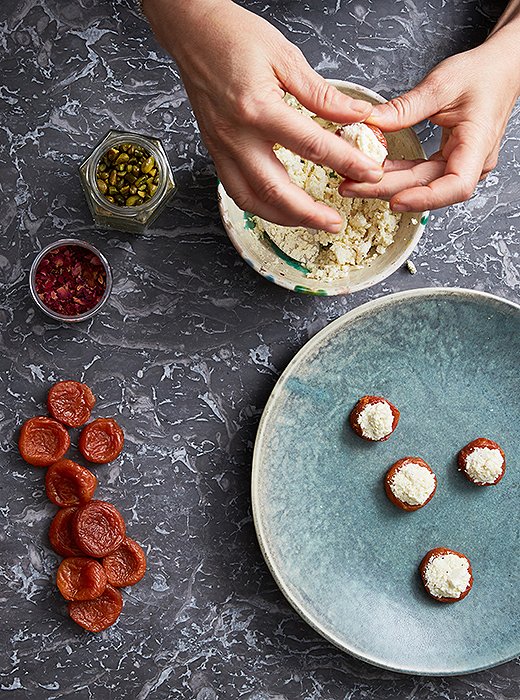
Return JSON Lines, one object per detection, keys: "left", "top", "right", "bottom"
{"left": 19, "top": 416, "right": 70, "bottom": 467}
{"left": 48, "top": 380, "right": 96, "bottom": 428}
{"left": 73, "top": 500, "right": 126, "bottom": 557}
{"left": 45, "top": 459, "right": 97, "bottom": 507}
{"left": 103, "top": 538, "right": 146, "bottom": 587}
{"left": 68, "top": 584, "right": 123, "bottom": 632}
{"left": 57, "top": 557, "right": 107, "bottom": 601}
{"left": 79, "top": 418, "right": 124, "bottom": 464}
{"left": 48, "top": 507, "right": 83, "bottom": 557}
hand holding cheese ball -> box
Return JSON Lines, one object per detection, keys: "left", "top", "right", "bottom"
{"left": 143, "top": 0, "right": 520, "bottom": 221}
{"left": 142, "top": 0, "right": 385, "bottom": 233}
{"left": 340, "top": 2, "right": 520, "bottom": 211}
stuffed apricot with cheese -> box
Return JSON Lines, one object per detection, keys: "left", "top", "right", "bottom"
{"left": 458, "top": 438, "right": 505, "bottom": 486}
{"left": 385, "top": 457, "right": 437, "bottom": 511}
{"left": 349, "top": 395, "right": 400, "bottom": 442}
{"left": 420, "top": 548, "right": 473, "bottom": 603}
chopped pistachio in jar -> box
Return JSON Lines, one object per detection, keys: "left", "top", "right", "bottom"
{"left": 95, "top": 143, "right": 160, "bottom": 207}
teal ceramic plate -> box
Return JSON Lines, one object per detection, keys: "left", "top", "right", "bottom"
{"left": 252, "top": 288, "right": 519, "bottom": 675}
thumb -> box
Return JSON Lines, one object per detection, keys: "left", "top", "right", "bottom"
{"left": 368, "top": 78, "right": 442, "bottom": 132}
{"left": 280, "top": 55, "right": 372, "bottom": 123}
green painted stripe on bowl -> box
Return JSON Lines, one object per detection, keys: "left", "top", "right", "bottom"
{"left": 294, "top": 285, "right": 328, "bottom": 296}
{"left": 267, "top": 239, "right": 310, "bottom": 275}
{"left": 243, "top": 211, "right": 256, "bottom": 230}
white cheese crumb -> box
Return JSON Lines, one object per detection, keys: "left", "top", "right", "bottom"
{"left": 411, "top": 217, "right": 418, "bottom": 225}
{"left": 406, "top": 259, "right": 417, "bottom": 275}
{"left": 357, "top": 401, "right": 393, "bottom": 440}
{"left": 338, "top": 123, "right": 388, "bottom": 165}
{"left": 464, "top": 447, "right": 504, "bottom": 484}
{"left": 264, "top": 223, "right": 321, "bottom": 266}
{"left": 424, "top": 553, "right": 471, "bottom": 599}
{"left": 390, "top": 461, "right": 436, "bottom": 506}
{"left": 253, "top": 97, "right": 401, "bottom": 281}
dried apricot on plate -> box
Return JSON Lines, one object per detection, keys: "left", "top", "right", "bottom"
{"left": 103, "top": 538, "right": 146, "bottom": 587}
{"left": 73, "top": 500, "right": 126, "bottom": 557}
{"left": 68, "top": 584, "right": 123, "bottom": 632}
{"left": 57, "top": 557, "right": 107, "bottom": 601}
{"left": 48, "top": 381, "right": 96, "bottom": 428}
{"left": 45, "top": 459, "right": 97, "bottom": 507}
{"left": 49, "top": 507, "right": 84, "bottom": 557}
{"left": 79, "top": 418, "right": 124, "bottom": 464}
{"left": 19, "top": 416, "right": 70, "bottom": 467}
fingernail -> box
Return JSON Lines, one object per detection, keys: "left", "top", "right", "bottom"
{"left": 367, "top": 168, "right": 384, "bottom": 183}
{"left": 339, "top": 188, "right": 356, "bottom": 198}
{"left": 327, "top": 220, "right": 343, "bottom": 233}
{"left": 391, "top": 202, "right": 408, "bottom": 212}
{"left": 364, "top": 104, "right": 387, "bottom": 124}
{"left": 353, "top": 100, "right": 372, "bottom": 114}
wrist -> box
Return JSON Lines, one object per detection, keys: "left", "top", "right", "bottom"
{"left": 143, "top": 0, "right": 233, "bottom": 60}
{"left": 477, "top": 26, "right": 520, "bottom": 98}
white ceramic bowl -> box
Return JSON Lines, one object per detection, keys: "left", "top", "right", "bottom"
{"left": 218, "top": 80, "right": 429, "bottom": 296}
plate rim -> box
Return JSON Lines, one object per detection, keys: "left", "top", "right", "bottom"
{"left": 251, "top": 286, "right": 520, "bottom": 676}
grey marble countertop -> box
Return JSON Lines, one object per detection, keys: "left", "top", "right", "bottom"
{"left": 1, "top": 1, "right": 519, "bottom": 698}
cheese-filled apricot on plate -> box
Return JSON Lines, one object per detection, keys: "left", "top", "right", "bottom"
{"left": 458, "top": 438, "right": 505, "bottom": 486}
{"left": 420, "top": 548, "right": 473, "bottom": 603}
{"left": 384, "top": 457, "right": 437, "bottom": 511}
{"left": 19, "top": 416, "right": 70, "bottom": 467}
{"left": 45, "top": 459, "right": 97, "bottom": 507}
{"left": 47, "top": 380, "right": 96, "bottom": 428}
{"left": 349, "top": 395, "right": 400, "bottom": 442}
{"left": 79, "top": 418, "right": 124, "bottom": 464}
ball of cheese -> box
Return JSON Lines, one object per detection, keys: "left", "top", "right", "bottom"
{"left": 337, "top": 123, "right": 388, "bottom": 165}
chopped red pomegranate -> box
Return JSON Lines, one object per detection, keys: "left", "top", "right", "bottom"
{"left": 35, "top": 245, "right": 106, "bottom": 316}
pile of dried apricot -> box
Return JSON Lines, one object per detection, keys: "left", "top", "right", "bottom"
{"left": 18, "top": 380, "right": 146, "bottom": 632}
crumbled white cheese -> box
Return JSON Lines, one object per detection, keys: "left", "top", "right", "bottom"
{"left": 264, "top": 223, "right": 321, "bottom": 266}
{"left": 389, "top": 461, "right": 435, "bottom": 506}
{"left": 424, "top": 553, "right": 471, "bottom": 599}
{"left": 411, "top": 217, "right": 418, "bottom": 225}
{"left": 406, "top": 259, "right": 417, "bottom": 275}
{"left": 338, "top": 123, "right": 388, "bottom": 165}
{"left": 357, "top": 401, "right": 393, "bottom": 440}
{"left": 464, "top": 447, "right": 504, "bottom": 484}
{"left": 254, "top": 97, "right": 401, "bottom": 281}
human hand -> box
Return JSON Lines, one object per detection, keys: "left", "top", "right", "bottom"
{"left": 143, "top": 0, "right": 384, "bottom": 232}
{"left": 339, "top": 38, "right": 520, "bottom": 211}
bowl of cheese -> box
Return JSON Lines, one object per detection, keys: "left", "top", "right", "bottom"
{"left": 218, "top": 80, "right": 429, "bottom": 296}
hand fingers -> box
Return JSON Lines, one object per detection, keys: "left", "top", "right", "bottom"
{"left": 368, "top": 73, "right": 444, "bottom": 131}
{"left": 440, "top": 127, "right": 451, "bottom": 152}
{"left": 215, "top": 147, "right": 344, "bottom": 232}
{"left": 278, "top": 49, "right": 373, "bottom": 124}
{"left": 390, "top": 132, "right": 487, "bottom": 211}
{"left": 339, "top": 160, "right": 446, "bottom": 200}
{"left": 263, "top": 101, "right": 384, "bottom": 182}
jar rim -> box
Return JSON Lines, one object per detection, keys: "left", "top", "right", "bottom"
{"left": 29, "top": 238, "right": 113, "bottom": 323}
{"left": 85, "top": 131, "right": 168, "bottom": 215}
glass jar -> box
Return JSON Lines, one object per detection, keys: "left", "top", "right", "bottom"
{"left": 29, "top": 238, "right": 113, "bottom": 323}
{"left": 79, "top": 130, "right": 176, "bottom": 234}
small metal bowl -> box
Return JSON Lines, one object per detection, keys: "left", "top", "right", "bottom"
{"left": 29, "top": 238, "right": 113, "bottom": 323}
